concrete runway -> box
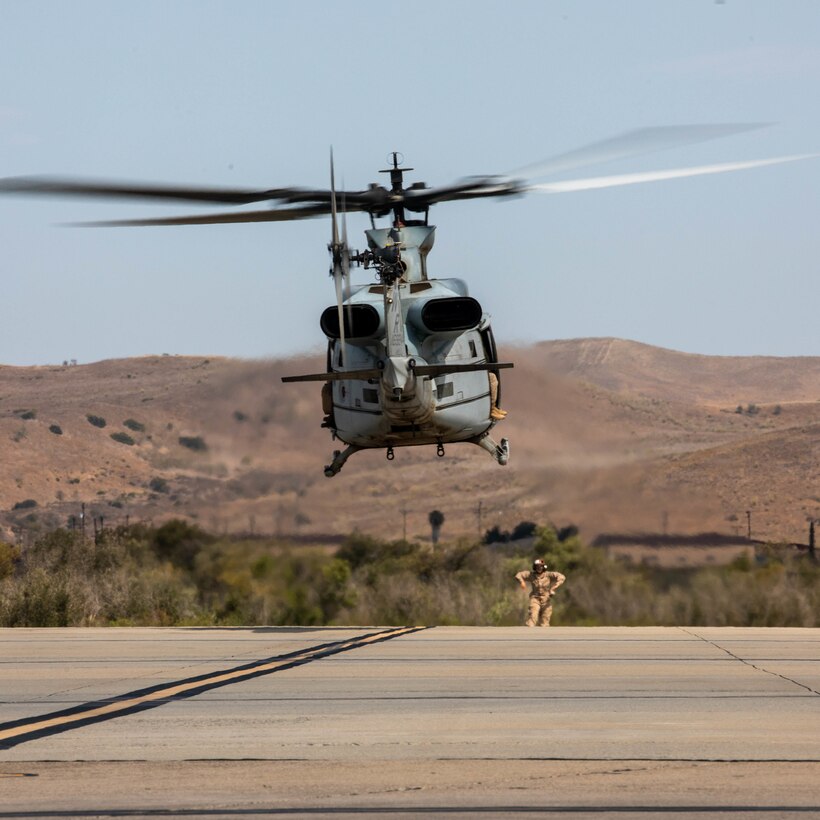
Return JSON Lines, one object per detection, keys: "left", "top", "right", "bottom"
{"left": 1, "top": 626, "right": 819, "bottom": 818}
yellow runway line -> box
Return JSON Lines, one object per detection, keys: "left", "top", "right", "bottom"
{"left": 0, "top": 626, "right": 422, "bottom": 746}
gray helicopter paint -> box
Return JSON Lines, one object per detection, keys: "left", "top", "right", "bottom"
{"left": 328, "top": 271, "right": 498, "bottom": 449}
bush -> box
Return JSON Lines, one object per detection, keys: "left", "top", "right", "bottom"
{"left": 511, "top": 521, "right": 537, "bottom": 541}
{"left": 110, "top": 432, "right": 136, "bottom": 446}
{"left": 0, "top": 528, "right": 203, "bottom": 627}
{"left": 148, "top": 477, "right": 170, "bottom": 494}
{"left": 123, "top": 419, "right": 145, "bottom": 432}
{"left": 484, "top": 521, "right": 540, "bottom": 544}
{"left": 19, "top": 410, "right": 36, "bottom": 420}
{"left": 484, "top": 525, "right": 509, "bottom": 544}
{"left": 87, "top": 414, "right": 106, "bottom": 428}
{"left": 152, "top": 519, "right": 213, "bottom": 571}
{"left": 0, "top": 542, "right": 20, "bottom": 579}
{"left": 12, "top": 499, "right": 38, "bottom": 510}
{"left": 179, "top": 436, "right": 207, "bottom": 452}
{"left": 49, "top": 424, "right": 63, "bottom": 435}
{"left": 1, "top": 523, "right": 818, "bottom": 629}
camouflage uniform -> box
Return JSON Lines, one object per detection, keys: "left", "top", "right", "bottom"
{"left": 515, "top": 567, "right": 566, "bottom": 627}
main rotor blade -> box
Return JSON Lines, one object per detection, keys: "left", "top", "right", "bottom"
{"left": 507, "top": 123, "right": 771, "bottom": 181}
{"left": 404, "top": 177, "right": 521, "bottom": 209}
{"left": 526, "top": 153, "right": 819, "bottom": 195}
{"left": 0, "top": 176, "right": 314, "bottom": 205}
{"left": 66, "top": 204, "right": 334, "bottom": 227}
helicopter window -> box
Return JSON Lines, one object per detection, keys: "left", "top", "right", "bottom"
{"left": 362, "top": 388, "right": 379, "bottom": 404}
{"left": 469, "top": 340, "right": 477, "bottom": 358}
{"left": 369, "top": 286, "right": 384, "bottom": 294}
{"left": 410, "top": 282, "right": 432, "bottom": 294}
{"left": 436, "top": 381, "right": 454, "bottom": 400}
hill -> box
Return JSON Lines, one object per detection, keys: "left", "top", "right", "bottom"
{"left": 1, "top": 340, "right": 818, "bottom": 545}
{"left": 533, "top": 337, "right": 820, "bottom": 405}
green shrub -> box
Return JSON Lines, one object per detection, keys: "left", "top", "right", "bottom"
{"left": 152, "top": 519, "right": 213, "bottom": 571}
{"left": 1, "top": 523, "right": 817, "bottom": 629}
{"left": 511, "top": 521, "right": 538, "bottom": 540}
{"left": 179, "top": 435, "right": 207, "bottom": 452}
{"left": 12, "top": 499, "right": 38, "bottom": 510}
{"left": 87, "top": 414, "right": 106, "bottom": 428}
{"left": 0, "top": 542, "right": 20, "bottom": 579}
{"left": 123, "top": 419, "right": 145, "bottom": 432}
{"left": 110, "top": 432, "right": 135, "bottom": 446}
{"left": 49, "top": 424, "right": 63, "bottom": 435}
{"left": 148, "top": 477, "right": 170, "bottom": 494}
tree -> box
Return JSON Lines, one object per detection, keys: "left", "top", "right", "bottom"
{"left": 428, "top": 510, "right": 445, "bottom": 545}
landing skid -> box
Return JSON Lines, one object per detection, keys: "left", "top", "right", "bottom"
{"left": 473, "top": 432, "right": 510, "bottom": 466}
{"left": 324, "top": 444, "right": 363, "bottom": 477}
{"left": 323, "top": 435, "right": 509, "bottom": 477}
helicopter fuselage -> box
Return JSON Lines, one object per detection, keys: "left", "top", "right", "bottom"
{"left": 325, "top": 276, "right": 500, "bottom": 450}
{"left": 291, "top": 223, "right": 512, "bottom": 475}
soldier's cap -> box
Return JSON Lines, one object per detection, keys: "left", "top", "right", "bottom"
{"left": 532, "top": 558, "right": 547, "bottom": 571}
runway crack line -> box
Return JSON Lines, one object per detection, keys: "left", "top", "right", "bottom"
{"left": 680, "top": 628, "right": 820, "bottom": 696}
{"left": 0, "top": 626, "right": 426, "bottom": 750}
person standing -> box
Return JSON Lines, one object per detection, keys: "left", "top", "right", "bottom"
{"left": 515, "top": 558, "right": 566, "bottom": 627}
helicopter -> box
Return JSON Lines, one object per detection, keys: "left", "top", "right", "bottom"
{"left": 1, "top": 124, "right": 814, "bottom": 476}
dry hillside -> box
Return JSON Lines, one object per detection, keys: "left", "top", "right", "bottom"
{"left": 2, "top": 339, "right": 818, "bottom": 545}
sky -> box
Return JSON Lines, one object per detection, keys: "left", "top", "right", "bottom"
{"left": 1, "top": 0, "right": 819, "bottom": 366}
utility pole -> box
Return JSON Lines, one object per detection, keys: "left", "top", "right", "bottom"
{"left": 746, "top": 510, "right": 752, "bottom": 540}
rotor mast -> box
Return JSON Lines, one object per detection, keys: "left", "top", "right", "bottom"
{"left": 360, "top": 152, "right": 435, "bottom": 285}
{"left": 380, "top": 151, "right": 412, "bottom": 227}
